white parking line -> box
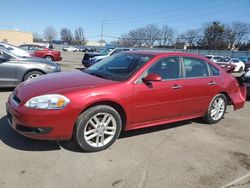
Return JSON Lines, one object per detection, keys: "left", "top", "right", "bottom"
{"left": 222, "top": 173, "right": 250, "bottom": 188}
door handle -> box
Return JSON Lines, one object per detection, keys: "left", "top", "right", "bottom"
{"left": 209, "top": 81, "right": 216, "bottom": 86}
{"left": 172, "top": 85, "right": 182, "bottom": 89}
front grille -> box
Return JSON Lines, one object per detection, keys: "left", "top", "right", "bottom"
{"left": 13, "top": 94, "right": 21, "bottom": 105}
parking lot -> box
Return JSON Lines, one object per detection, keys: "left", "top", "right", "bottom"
{"left": 0, "top": 51, "right": 250, "bottom": 188}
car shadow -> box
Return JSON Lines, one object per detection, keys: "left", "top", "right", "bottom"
{"left": 0, "top": 116, "right": 61, "bottom": 151}
{"left": 119, "top": 119, "right": 196, "bottom": 139}
{"left": 0, "top": 115, "right": 201, "bottom": 153}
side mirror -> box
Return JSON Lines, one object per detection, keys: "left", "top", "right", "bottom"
{"left": 142, "top": 73, "right": 162, "bottom": 83}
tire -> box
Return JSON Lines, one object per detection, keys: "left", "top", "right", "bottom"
{"left": 74, "top": 105, "right": 122, "bottom": 152}
{"left": 44, "top": 55, "right": 54, "bottom": 61}
{"left": 23, "top": 71, "right": 43, "bottom": 81}
{"left": 203, "top": 94, "right": 227, "bottom": 124}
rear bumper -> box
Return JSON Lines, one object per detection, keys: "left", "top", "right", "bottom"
{"left": 54, "top": 56, "right": 62, "bottom": 61}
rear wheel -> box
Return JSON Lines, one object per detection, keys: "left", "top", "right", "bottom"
{"left": 203, "top": 94, "right": 227, "bottom": 124}
{"left": 74, "top": 105, "right": 122, "bottom": 152}
{"left": 44, "top": 55, "right": 54, "bottom": 61}
{"left": 23, "top": 71, "right": 43, "bottom": 81}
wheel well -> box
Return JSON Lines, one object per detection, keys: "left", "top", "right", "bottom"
{"left": 81, "top": 101, "right": 127, "bottom": 130}
{"left": 220, "top": 92, "right": 233, "bottom": 105}
{"left": 44, "top": 55, "right": 54, "bottom": 60}
{"left": 22, "top": 69, "right": 45, "bottom": 81}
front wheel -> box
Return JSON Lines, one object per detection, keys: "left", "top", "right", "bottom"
{"left": 23, "top": 71, "right": 43, "bottom": 81}
{"left": 74, "top": 105, "right": 122, "bottom": 152}
{"left": 203, "top": 94, "right": 227, "bottom": 124}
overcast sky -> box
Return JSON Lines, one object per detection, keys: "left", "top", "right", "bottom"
{"left": 1, "top": 0, "right": 250, "bottom": 41}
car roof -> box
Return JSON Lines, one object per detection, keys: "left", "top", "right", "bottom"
{"left": 124, "top": 50, "right": 209, "bottom": 59}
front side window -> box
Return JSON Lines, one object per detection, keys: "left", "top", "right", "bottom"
{"left": 183, "top": 57, "right": 209, "bottom": 78}
{"left": 138, "top": 57, "right": 180, "bottom": 82}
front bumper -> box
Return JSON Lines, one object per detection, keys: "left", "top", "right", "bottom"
{"left": 6, "top": 93, "right": 76, "bottom": 140}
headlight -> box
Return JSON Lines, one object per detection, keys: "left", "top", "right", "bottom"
{"left": 25, "top": 94, "right": 70, "bottom": 110}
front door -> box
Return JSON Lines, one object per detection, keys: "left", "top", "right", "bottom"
{"left": 132, "top": 56, "right": 183, "bottom": 127}
{"left": 0, "top": 50, "right": 17, "bottom": 87}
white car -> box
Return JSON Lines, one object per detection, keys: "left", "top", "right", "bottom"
{"left": 92, "top": 48, "right": 136, "bottom": 62}
{"left": 62, "top": 46, "right": 78, "bottom": 52}
{"left": 205, "top": 55, "right": 224, "bottom": 62}
{"left": 215, "top": 58, "right": 245, "bottom": 72}
{"left": 0, "top": 43, "right": 31, "bottom": 57}
{"left": 229, "top": 58, "right": 245, "bottom": 72}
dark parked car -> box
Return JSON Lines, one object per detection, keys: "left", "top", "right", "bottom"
{"left": 244, "top": 68, "right": 250, "bottom": 96}
{"left": 78, "top": 46, "right": 96, "bottom": 52}
{"left": 0, "top": 48, "right": 61, "bottom": 87}
{"left": 82, "top": 47, "right": 136, "bottom": 67}
{"left": 19, "top": 44, "right": 62, "bottom": 62}
{"left": 6, "top": 51, "right": 246, "bottom": 152}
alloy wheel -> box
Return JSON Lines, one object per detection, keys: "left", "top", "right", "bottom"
{"left": 84, "top": 113, "right": 117, "bottom": 148}
{"left": 210, "top": 97, "right": 225, "bottom": 121}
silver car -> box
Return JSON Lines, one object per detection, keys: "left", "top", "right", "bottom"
{"left": 0, "top": 48, "right": 61, "bottom": 87}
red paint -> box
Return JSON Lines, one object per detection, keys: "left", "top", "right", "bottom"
{"left": 6, "top": 51, "right": 246, "bottom": 140}
{"left": 33, "top": 48, "right": 62, "bottom": 61}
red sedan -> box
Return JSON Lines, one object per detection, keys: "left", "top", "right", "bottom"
{"left": 6, "top": 51, "right": 246, "bottom": 152}
{"left": 19, "top": 44, "right": 62, "bottom": 62}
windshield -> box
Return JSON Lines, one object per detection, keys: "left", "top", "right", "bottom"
{"left": 100, "top": 48, "right": 114, "bottom": 55}
{"left": 84, "top": 53, "right": 153, "bottom": 81}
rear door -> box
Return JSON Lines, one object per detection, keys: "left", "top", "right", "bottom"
{"left": 181, "top": 57, "right": 220, "bottom": 116}
{"left": 0, "top": 50, "right": 18, "bottom": 87}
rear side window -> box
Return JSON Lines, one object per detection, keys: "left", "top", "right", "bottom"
{"left": 208, "top": 63, "right": 220, "bottom": 76}
{"left": 183, "top": 57, "right": 209, "bottom": 78}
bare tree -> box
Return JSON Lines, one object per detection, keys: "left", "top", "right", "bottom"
{"left": 181, "top": 29, "right": 200, "bottom": 47}
{"left": 128, "top": 27, "right": 147, "bottom": 47}
{"left": 117, "top": 34, "right": 137, "bottom": 47}
{"left": 60, "top": 28, "right": 73, "bottom": 45}
{"left": 144, "top": 24, "right": 160, "bottom": 47}
{"left": 157, "top": 25, "right": 175, "bottom": 47}
{"left": 74, "top": 27, "right": 86, "bottom": 45}
{"left": 230, "top": 21, "right": 250, "bottom": 48}
{"left": 33, "top": 32, "right": 43, "bottom": 42}
{"left": 43, "top": 26, "right": 57, "bottom": 42}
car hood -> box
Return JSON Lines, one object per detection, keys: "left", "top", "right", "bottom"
{"left": 18, "top": 56, "right": 57, "bottom": 66}
{"left": 15, "top": 71, "right": 116, "bottom": 101}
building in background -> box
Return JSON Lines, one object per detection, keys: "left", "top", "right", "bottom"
{"left": 0, "top": 30, "right": 33, "bottom": 46}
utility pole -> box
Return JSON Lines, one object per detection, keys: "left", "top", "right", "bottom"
{"left": 100, "top": 20, "right": 106, "bottom": 47}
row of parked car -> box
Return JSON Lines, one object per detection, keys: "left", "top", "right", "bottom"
{"left": 0, "top": 43, "right": 61, "bottom": 87}
{"left": 205, "top": 55, "right": 250, "bottom": 72}
{"left": 62, "top": 45, "right": 96, "bottom": 52}
{"left": 0, "top": 43, "right": 62, "bottom": 62}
